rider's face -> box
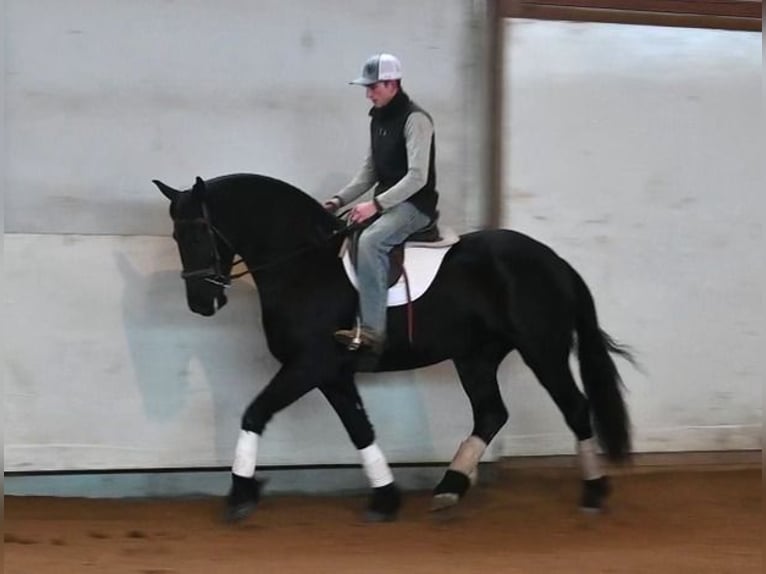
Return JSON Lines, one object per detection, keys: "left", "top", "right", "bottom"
{"left": 366, "top": 81, "right": 399, "bottom": 108}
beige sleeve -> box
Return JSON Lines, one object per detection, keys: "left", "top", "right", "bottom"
{"left": 334, "top": 146, "right": 377, "bottom": 206}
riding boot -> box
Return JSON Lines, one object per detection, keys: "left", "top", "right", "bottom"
{"left": 334, "top": 327, "right": 384, "bottom": 355}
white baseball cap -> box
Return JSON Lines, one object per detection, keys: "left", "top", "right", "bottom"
{"left": 350, "top": 53, "right": 402, "bottom": 86}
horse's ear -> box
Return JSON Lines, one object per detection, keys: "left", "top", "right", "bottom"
{"left": 153, "top": 179, "right": 179, "bottom": 202}
{"left": 192, "top": 176, "right": 206, "bottom": 198}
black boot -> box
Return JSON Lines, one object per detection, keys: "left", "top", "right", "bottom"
{"left": 224, "top": 474, "right": 264, "bottom": 523}
{"left": 334, "top": 327, "right": 384, "bottom": 354}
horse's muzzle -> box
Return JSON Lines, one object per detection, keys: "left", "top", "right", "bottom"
{"left": 189, "top": 292, "right": 228, "bottom": 316}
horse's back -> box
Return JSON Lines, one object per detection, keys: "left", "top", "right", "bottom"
{"left": 441, "top": 228, "right": 578, "bottom": 318}
{"left": 458, "top": 228, "right": 563, "bottom": 258}
{"left": 448, "top": 228, "right": 571, "bottom": 281}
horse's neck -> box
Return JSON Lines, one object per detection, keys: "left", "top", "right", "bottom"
{"left": 206, "top": 175, "right": 339, "bottom": 281}
{"left": 244, "top": 234, "right": 344, "bottom": 311}
{"left": 222, "top": 198, "right": 338, "bottom": 271}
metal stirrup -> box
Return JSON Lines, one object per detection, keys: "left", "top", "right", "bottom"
{"left": 348, "top": 318, "right": 363, "bottom": 351}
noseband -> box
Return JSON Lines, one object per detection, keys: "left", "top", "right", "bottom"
{"left": 175, "top": 201, "right": 239, "bottom": 288}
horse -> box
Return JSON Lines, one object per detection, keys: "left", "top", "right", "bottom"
{"left": 154, "top": 173, "right": 633, "bottom": 523}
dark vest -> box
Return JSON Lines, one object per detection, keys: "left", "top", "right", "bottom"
{"left": 369, "top": 90, "right": 438, "bottom": 218}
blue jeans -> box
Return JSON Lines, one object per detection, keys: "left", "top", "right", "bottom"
{"left": 356, "top": 201, "right": 431, "bottom": 338}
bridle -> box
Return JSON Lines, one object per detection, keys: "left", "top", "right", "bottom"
{"left": 174, "top": 201, "right": 356, "bottom": 289}
{"left": 174, "top": 201, "right": 247, "bottom": 288}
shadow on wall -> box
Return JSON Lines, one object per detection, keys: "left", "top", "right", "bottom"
{"left": 114, "top": 251, "right": 276, "bottom": 465}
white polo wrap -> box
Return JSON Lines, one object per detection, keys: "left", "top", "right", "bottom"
{"left": 232, "top": 430, "right": 259, "bottom": 478}
{"left": 359, "top": 443, "right": 394, "bottom": 488}
{"left": 577, "top": 437, "right": 603, "bottom": 480}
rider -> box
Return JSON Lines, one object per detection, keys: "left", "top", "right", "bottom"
{"left": 325, "top": 53, "right": 439, "bottom": 354}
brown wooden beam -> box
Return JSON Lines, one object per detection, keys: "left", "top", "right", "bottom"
{"left": 515, "top": 0, "right": 761, "bottom": 17}
{"left": 499, "top": 0, "right": 762, "bottom": 30}
{"left": 487, "top": 0, "right": 505, "bottom": 229}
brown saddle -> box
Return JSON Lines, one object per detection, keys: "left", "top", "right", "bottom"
{"left": 348, "top": 215, "right": 443, "bottom": 287}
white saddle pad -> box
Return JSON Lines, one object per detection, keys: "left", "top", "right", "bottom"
{"left": 341, "top": 229, "right": 459, "bottom": 307}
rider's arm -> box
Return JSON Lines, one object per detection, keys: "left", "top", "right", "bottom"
{"left": 333, "top": 147, "right": 377, "bottom": 208}
{"left": 372, "top": 112, "right": 433, "bottom": 212}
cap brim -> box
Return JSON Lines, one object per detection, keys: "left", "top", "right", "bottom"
{"left": 349, "top": 77, "right": 375, "bottom": 86}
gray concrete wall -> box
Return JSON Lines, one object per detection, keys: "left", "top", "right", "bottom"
{"left": 498, "top": 20, "right": 762, "bottom": 457}
{"left": 5, "top": 0, "right": 489, "bottom": 235}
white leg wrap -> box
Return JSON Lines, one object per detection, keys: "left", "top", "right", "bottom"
{"left": 232, "top": 430, "right": 259, "bottom": 478}
{"left": 448, "top": 436, "right": 487, "bottom": 476}
{"left": 577, "top": 438, "right": 603, "bottom": 481}
{"left": 359, "top": 443, "right": 394, "bottom": 488}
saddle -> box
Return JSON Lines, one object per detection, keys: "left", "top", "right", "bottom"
{"left": 347, "top": 213, "right": 448, "bottom": 287}
{"left": 344, "top": 213, "right": 457, "bottom": 346}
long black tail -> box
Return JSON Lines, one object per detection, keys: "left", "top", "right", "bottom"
{"left": 570, "top": 265, "right": 633, "bottom": 462}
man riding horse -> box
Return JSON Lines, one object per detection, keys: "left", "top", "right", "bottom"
{"left": 325, "top": 53, "right": 438, "bottom": 356}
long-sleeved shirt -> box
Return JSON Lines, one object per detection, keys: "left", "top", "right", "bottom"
{"left": 335, "top": 111, "right": 434, "bottom": 211}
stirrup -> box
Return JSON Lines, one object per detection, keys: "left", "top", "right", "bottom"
{"left": 346, "top": 321, "right": 364, "bottom": 351}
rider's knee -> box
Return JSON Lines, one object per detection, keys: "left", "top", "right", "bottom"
{"left": 356, "top": 228, "right": 386, "bottom": 255}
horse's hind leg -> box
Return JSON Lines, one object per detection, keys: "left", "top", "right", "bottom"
{"left": 320, "top": 374, "right": 401, "bottom": 522}
{"left": 432, "top": 348, "right": 509, "bottom": 511}
{"left": 521, "top": 350, "right": 610, "bottom": 511}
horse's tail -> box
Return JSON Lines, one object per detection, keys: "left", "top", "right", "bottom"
{"left": 570, "top": 265, "right": 633, "bottom": 462}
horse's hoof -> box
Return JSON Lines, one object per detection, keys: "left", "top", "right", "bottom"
{"left": 431, "top": 469, "right": 471, "bottom": 512}
{"left": 365, "top": 483, "right": 401, "bottom": 522}
{"left": 224, "top": 501, "right": 258, "bottom": 524}
{"left": 223, "top": 474, "right": 264, "bottom": 523}
{"left": 579, "top": 476, "right": 611, "bottom": 512}
{"left": 430, "top": 492, "right": 460, "bottom": 512}
{"left": 364, "top": 509, "right": 398, "bottom": 523}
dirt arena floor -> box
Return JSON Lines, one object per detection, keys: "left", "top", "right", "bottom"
{"left": 5, "top": 465, "right": 761, "bottom": 574}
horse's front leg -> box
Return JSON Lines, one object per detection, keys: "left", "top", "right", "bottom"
{"left": 224, "top": 361, "right": 318, "bottom": 523}
{"left": 320, "top": 375, "right": 401, "bottom": 522}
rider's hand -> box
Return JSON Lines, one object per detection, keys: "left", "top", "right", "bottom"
{"left": 323, "top": 198, "right": 342, "bottom": 214}
{"left": 350, "top": 201, "right": 379, "bottom": 224}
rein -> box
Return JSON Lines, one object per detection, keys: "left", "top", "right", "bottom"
{"left": 180, "top": 201, "right": 359, "bottom": 287}
{"left": 242, "top": 219, "right": 369, "bottom": 275}
{"left": 180, "top": 199, "right": 418, "bottom": 345}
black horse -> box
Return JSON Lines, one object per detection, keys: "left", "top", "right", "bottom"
{"left": 155, "top": 173, "right": 632, "bottom": 522}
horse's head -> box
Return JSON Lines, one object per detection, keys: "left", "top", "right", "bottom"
{"left": 154, "top": 176, "right": 232, "bottom": 317}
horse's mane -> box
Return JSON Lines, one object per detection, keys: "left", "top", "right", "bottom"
{"left": 204, "top": 172, "right": 343, "bottom": 244}
{"left": 207, "top": 173, "right": 324, "bottom": 208}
